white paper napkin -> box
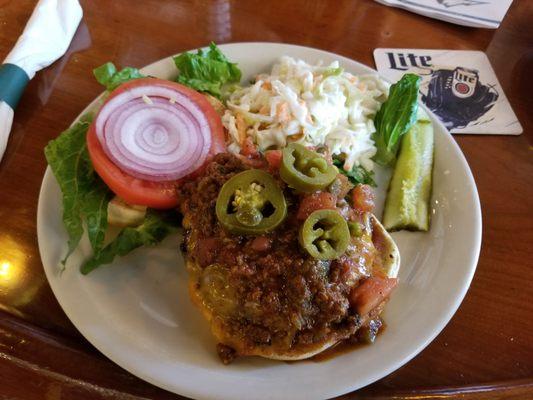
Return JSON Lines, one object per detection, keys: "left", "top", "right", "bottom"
{"left": 0, "top": 0, "right": 82, "bottom": 162}
{"left": 374, "top": 0, "right": 514, "bottom": 29}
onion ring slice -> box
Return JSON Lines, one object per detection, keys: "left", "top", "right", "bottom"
{"left": 94, "top": 79, "right": 212, "bottom": 181}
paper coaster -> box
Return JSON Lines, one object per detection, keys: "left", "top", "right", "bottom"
{"left": 374, "top": 0, "right": 514, "bottom": 29}
{"left": 374, "top": 48, "right": 522, "bottom": 135}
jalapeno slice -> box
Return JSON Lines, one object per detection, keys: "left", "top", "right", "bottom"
{"left": 216, "top": 169, "right": 287, "bottom": 235}
{"left": 299, "top": 209, "right": 350, "bottom": 260}
{"left": 280, "top": 143, "right": 338, "bottom": 192}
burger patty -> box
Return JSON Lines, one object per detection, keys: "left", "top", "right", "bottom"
{"left": 178, "top": 153, "right": 378, "bottom": 362}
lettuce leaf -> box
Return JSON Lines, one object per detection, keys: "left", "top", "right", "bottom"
{"left": 93, "top": 62, "right": 144, "bottom": 91}
{"left": 44, "top": 115, "right": 113, "bottom": 265}
{"left": 373, "top": 74, "right": 421, "bottom": 166}
{"left": 80, "top": 210, "right": 181, "bottom": 275}
{"left": 173, "top": 42, "right": 241, "bottom": 97}
{"left": 333, "top": 159, "right": 376, "bottom": 187}
{"left": 45, "top": 115, "right": 178, "bottom": 273}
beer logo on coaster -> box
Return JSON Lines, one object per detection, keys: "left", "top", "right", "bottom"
{"left": 373, "top": 49, "right": 522, "bottom": 135}
{"left": 422, "top": 66, "right": 498, "bottom": 130}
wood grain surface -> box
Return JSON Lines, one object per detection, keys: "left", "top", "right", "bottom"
{"left": 0, "top": 0, "right": 532, "bottom": 398}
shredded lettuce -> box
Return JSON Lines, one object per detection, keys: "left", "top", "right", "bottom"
{"left": 333, "top": 159, "right": 376, "bottom": 187}
{"left": 173, "top": 42, "right": 241, "bottom": 98}
{"left": 93, "top": 62, "right": 144, "bottom": 91}
{"left": 81, "top": 210, "right": 180, "bottom": 275}
{"left": 373, "top": 74, "right": 421, "bottom": 166}
{"left": 44, "top": 115, "right": 112, "bottom": 265}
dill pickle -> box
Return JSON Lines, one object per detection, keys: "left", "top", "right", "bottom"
{"left": 383, "top": 116, "right": 434, "bottom": 232}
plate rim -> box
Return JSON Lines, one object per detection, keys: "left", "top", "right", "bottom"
{"left": 37, "top": 41, "right": 482, "bottom": 400}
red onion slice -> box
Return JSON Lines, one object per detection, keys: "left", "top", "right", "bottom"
{"left": 94, "top": 83, "right": 212, "bottom": 181}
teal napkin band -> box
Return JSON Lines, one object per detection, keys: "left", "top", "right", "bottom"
{"left": 0, "top": 63, "right": 30, "bottom": 109}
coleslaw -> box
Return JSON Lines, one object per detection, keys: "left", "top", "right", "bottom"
{"left": 222, "top": 56, "right": 389, "bottom": 171}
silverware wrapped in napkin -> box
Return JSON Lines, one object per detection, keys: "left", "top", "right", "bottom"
{"left": 0, "top": 0, "right": 82, "bottom": 162}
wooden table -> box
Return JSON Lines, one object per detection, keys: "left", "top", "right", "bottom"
{"left": 1, "top": 0, "right": 532, "bottom": 398}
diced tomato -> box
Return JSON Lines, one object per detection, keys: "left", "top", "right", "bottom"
{"left": 250, "top": 236, "right": 272, "bottom": 252}
{"left": 241, "top": 137, "right": 260, "bottom": 158}
{"left": 87, "top": 78, "right": 226, "bottom": 209}
{"left": 349, "top": 276, "right": 398, "bottom": 316}
{"left": 265, "top": 150, "right": 282, "bottom": 171}
{"left": 297, "top": 192, "right": 337, "bottom": 220}
{"left": 351, "top": 184, "right": 375, "bottom": 213}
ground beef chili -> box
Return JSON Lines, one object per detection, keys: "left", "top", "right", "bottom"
{"left": 178, "top": 153, "right": 386, "bottom": 363}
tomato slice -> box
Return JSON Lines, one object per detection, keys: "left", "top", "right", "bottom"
{"left": 87, "top": 78, "right": 226, "bottom": 209}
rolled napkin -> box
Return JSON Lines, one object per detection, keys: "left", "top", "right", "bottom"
{"left": 0, "top": 0, "right": 83, "bottom": 162}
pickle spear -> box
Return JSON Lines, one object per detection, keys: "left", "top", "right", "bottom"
{"left": 383, "top": 112, "right": 434, "bottom": 231}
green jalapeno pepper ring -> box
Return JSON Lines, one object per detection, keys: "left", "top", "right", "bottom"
{"left": 280, "top": 143, "right": 338, "bottom": 192}
{"left": 299, "top": 209, "right": 350, "bottom": 260}
{"left": 216, "top": 169, "right": 287, "bottom": 235}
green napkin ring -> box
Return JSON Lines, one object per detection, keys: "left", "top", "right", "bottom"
{"left": 0, "top": 63, "right": 30, "bottom": 109}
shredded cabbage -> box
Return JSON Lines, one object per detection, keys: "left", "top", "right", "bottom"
{"left": 222, "top": 56, "right": 389, "bottom": 171}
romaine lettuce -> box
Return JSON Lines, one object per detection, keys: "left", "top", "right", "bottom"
{"left": 373, "top": 74, "right": 421, "bottom": 166}
{"left": 44, "top": 114, "right": 179, "bottom": 274}
{"left": 44, "top": 115, "right": 112, "bottom": 265}
{"left": 81, "top": 210, "right": 180, "bottom": 274}
{"left": 93, "top": 62, "right": 144, "bottom": 91}
{"left": 173, "top": 42, "right": 241, "bottom": 98}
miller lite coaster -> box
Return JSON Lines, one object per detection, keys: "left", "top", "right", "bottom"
{"left": 373, "top": 48, "right": 522, "bottom": 135}
{"left": 374, "top": 0, "right": 513, "bottom": 29}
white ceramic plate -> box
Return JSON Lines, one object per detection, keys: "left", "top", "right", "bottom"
{"left": 37, "top": 43, "right": 482, "bottom": 400}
